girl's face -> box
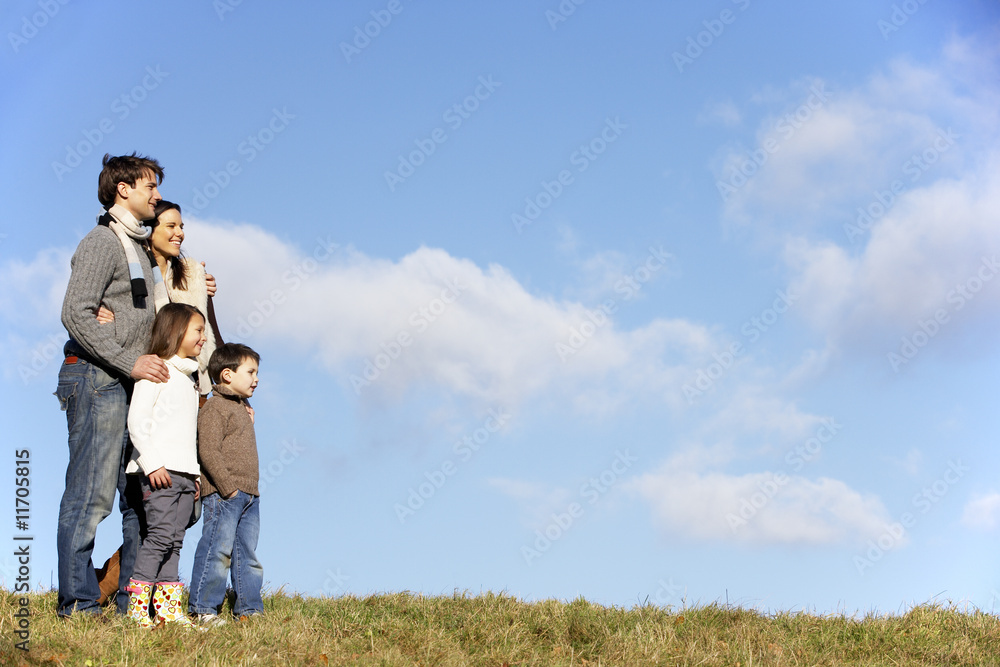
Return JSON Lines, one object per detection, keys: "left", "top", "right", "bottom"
{"left": 150, "top": 208, "right": 184, "bottom": 260}
{"left": 177, "top": 314, "right": 207, "bottom": 359}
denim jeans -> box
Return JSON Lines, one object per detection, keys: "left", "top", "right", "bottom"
{"left": 188, "top": 491, "right": 263, "bottom": 616}
{"left": 55, "top": 354, "right": 139, "bottom": 616}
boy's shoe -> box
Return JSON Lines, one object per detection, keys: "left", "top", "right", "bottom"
{"left": 125, "top": 579, "right": 154, "bottom": 628}
{"left": 151, "top": 582, "right": 197, "bottom": 629}
{"left": 193, "top": 613, "right": 227, "bottom": 627}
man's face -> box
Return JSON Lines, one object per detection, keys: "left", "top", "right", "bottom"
{"left": 118, "top": 171, "right": 161, "bottom": 221}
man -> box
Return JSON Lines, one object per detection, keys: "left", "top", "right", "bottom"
{"left": 56, "top": 153, "right": 169, "bottom": 617}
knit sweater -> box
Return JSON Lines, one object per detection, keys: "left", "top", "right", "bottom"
{"left": 126, "top": 356, "right": 201, "bottom": 477}
{"left": 164, "top": 257, "right": 217, "bottom": 394}
{"left": 197, "top": 384, "right": 259, "bottom": 498}
{"left": 61, "top": 214, "right": 155, "bottom": 377}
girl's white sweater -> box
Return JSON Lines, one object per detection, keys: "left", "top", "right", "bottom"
{"left": 126, "top": 355, "right": 201, "bottom": 476}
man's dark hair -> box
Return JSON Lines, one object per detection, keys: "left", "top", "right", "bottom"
{"left": 209, "top": 343, "right": 260, "bottom": 384}
{"left": 97, "top": 152, "right": 164, "bottom": 208}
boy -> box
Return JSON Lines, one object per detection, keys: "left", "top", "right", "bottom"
{"left": 188, "top": 343, "right": 264, "bottom": 623}
{"left": 57, "top": 153, "right": 169, "bottom": 617}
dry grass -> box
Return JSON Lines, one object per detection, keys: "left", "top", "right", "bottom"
{"left": 1, "top": 590, "right": 999, "bottom": 665}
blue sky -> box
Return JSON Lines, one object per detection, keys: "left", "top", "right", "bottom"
{"left": 2, "top": 0, "right": 1000, "bottom": 614}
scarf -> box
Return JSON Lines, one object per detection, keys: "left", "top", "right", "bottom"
{"left": 100, "top": 204, "right": 170, "bottom": 312}
{"left": 168, "top": 355, "right": 201, "bottom": 391}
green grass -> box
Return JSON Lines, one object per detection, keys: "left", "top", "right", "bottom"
{"left": 1, "top": 590, "right": 999, "bottom": 665}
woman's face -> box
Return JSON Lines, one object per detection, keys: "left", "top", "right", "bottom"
{"left": 150, "top": 208, "right": 184, "bottom": 259}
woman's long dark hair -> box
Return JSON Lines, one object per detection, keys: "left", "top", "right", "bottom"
{"left": 149, "top": 200, "right": 188, "bottom": 291}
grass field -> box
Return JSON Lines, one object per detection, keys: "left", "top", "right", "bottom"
{"left": 1, "top": 590, "right": 999, "bottom": 665}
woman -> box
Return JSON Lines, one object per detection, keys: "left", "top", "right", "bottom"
{"left": 99, "top": 200, "right": 220, "bottom": 394}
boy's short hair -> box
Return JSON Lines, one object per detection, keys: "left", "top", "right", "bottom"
{"left": 209, "top": 343, "right": 261, "bottom": 384}
{"left": 98, "top": 152, "right": 164, "bottom": 208}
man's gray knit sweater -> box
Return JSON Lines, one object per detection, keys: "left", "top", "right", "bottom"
{"left": 61, "top": 223, "right": 154, "bottom": 378}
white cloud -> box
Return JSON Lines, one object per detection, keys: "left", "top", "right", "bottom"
{"left": 699, "top": 100, "right": 742, "bottom": 127}
{"left": 706, "top": 387, "right": 825, "bottom": 442}
{"left": 631, "top": 459, "right": 894, "bottom": 546}
{"left": 719, "top": 39, "right": 999, "bottom": 230}
{"left": 961, "top": 492, "right": 1000, "bottom": 531}
{"left": 0, "top": 246, "right": 72, "bottom": 325}
{"left": 183, "top": 218, "right": 713, "bottom": 410}
{"left": 885, "top": 448, "right": 922, "bottom": 477}
{"left": 784, "top": 161, "right": 1000, "bottom": 350}
{"left": 714, "top": 37, "right": 1000, "bottom": 356}
{"left": 488, "top": 477, "right": 574, "bottom": 529}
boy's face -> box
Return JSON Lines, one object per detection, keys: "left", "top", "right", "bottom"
{"left": 117, "top": 170, "right": 161, "bottom": 221}
{"left": 223, "top": 358, "right": 259, "bottom": 398}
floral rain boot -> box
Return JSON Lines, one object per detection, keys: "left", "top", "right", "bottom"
{"left": 151, "top": 581, "right": 197, "bottom": 629}
{"left": 126, "top": 579, "right": 154, "bottom": 628}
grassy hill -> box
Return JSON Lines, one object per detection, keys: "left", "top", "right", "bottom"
{"left": 2, "top": 590, "right": 999, "bottom": 665}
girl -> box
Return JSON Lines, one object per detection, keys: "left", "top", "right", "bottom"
{"left": 124, "top": 303, "right": 206, "bottom": 628}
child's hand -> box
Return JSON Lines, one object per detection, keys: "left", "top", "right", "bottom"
{"left": 148, "top": 467, "right": 172, "bottom": 489}
{"left": 194, "top": 479, "right": 200, "bottom": 500}
{"left": 246, "top": 405, "right": 255, "bottom": 424}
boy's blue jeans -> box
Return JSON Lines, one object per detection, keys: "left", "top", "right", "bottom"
{"left": 55, "top": 356, "right": 141, "bottom": 617}
{"left": 188, "top": 491, "right": 264, "bottom": 616}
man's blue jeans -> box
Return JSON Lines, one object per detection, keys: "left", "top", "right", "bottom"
{"left": 188, "top": 491, "right": 264, "bottom": 617}
{"left": 55, "top": 356, "right": 140, "bottom": 617}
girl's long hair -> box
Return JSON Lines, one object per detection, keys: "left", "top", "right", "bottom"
{"left": 149, "top": 200, "right": 188, "bottom": 291}
{"left": 148, "top": 303, "right": 204, "bottom": 359}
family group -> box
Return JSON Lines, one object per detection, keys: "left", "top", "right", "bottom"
{"left": 56, "top": 152, "right": 263, "bottom": 628}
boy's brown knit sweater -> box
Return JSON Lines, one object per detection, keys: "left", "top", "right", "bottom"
{"left": 197, "top": 383, "right": 259, "bottom": 498}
